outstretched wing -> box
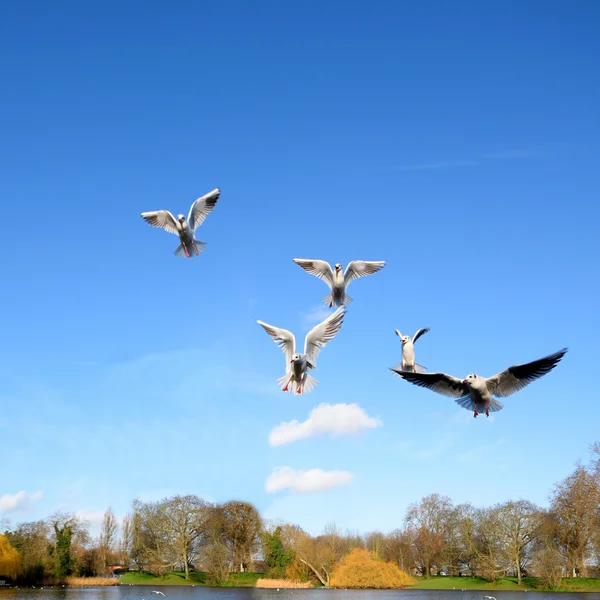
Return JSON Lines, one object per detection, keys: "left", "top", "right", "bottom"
{"left": 390, "top": 369, "right": 470, "bottom": 398}
{"left": 187, "top": 188, "right": 221, "bottom": 231}
{"left": 292, "top": 259, "right": 334, "bottom": 288}
{"left": 394, "top": 329, "right": 404, "bottom": 339}
{"left": 412, "top": 327, "right": 431, "bottom": 344}
{"left": 256, "top": 320, "right": 296, "bottom": 370}
{"left": 485, "top": 347, "right": 568, "bottom": 398}
{"left": 343, "top": 260, "right": 386, "bottom": 287}
{"left": 141, "top": 210, "right": 179, "bottom": 236}
{"left": 304, "top": 306, "right": 346, "bottom": 366}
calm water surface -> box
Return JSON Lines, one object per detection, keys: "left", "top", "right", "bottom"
{"left": 2, "top": 588, "right": 600, "bottom": 600}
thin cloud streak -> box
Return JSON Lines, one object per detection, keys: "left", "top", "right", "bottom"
{"left": 390, "top": 147, "right": 540, "bottom": 172}
{"left": 392, "top": 160, "right": 480, "bottom": 171}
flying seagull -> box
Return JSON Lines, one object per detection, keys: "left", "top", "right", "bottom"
{"left": 292, "top": 259, "right": 386, "bottom": 307}
{"left": 393, "top": 327, "right": 430, "bottom": 373}
{"left": 141, "top": 188, "right": 220, "bottom": 257}
{"left": 152, "top": 592, "right": 165, "bottom": 596}
{"left": 257, "top": 306, "right": 346, "bottom": 394}
{"left": 391, "top": 348, "right": 567, "bottom": 417}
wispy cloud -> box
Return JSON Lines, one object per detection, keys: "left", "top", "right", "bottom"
{"left": 0, "top": 490, "right": 43, "bottom": 514}
{"left": 269, "top": 402, "right": 381, "bottom": 447}
{"left": 392, "top": 159, "right": 480, "bottom": 172}
{"left": 390, "top": 147, "right": 539, "bottom": 172}
{"left": 300, "top": 304, "right": 332, "bottom": 330}
{"left": 482, "top": 147, "right": 539, "bottom": 159}
{"left": 265, "top": 467, "right": 354, "bottom": 494}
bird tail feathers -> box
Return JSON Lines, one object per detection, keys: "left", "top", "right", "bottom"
{"left": 321, "top": 293, "right": 353, "bottom": 307}
{"left": 276, "top": 373, "right": 319, "bottom": 395}
{"left": 173, "top": 239, "right": 207, "bottom": 257}
{"left": 455, "top": 396, "right": 504, "bottom": 414}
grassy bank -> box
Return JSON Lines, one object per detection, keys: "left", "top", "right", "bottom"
{"left": 410, "top": 575, "right": 600, "bottom": 592}
{"left": 117, "top": 572, "right": 600, "bottom": 592}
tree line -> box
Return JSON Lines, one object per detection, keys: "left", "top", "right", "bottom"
{"left": 1, "top": 442, "right": 599, "bottom": 588}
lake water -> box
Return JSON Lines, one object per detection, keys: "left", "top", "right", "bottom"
{"left": 2, "top": 588, "right": 600, "bottom": 600}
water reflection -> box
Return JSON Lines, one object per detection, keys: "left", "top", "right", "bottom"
{"left": 2, "top": 587, "right": 600, "bottom": 600}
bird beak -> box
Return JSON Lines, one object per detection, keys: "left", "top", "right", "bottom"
{"left": 290, "top": 359, "right": 294, "bottom": 363}
{"left": 463, "top": 379, "right": 468, "bottom": 383}
{"left": 401, "top": 340, "right": 406, "bottom": 345}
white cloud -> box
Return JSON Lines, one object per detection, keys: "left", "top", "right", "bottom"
{"left": 265, "top": 467, "right": 354, "bottom": 494}
{"left": 0, "top": 490, "right": 43, "bottom": 514}
{"left": 269, "top": 402, "right": 381, "bottom": 447}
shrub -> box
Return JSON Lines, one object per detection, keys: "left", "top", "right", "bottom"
{"left": 330, "top": 548, "right": 413, "bottom": 589}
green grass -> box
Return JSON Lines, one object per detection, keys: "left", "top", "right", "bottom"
{"left": 410, "top": 575, "right": 600, "bottom": 592}
{"left": 119, "top": 571, "right": 262, "bottom": 587}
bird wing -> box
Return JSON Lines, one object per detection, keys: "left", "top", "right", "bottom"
{"left": 304, "top": 306, "right": 346, "bottom": 366}
{"left": 390, "top": 369, "right": 470, "bottom": 398}
{"left": 187, "top": 188, "right": 221, "bottom": 231}
{"left": 292, "top": 259, "right": 334, "bottom": 288}
{"left": 485, "top": 347, "right": 568, "bottom": 398}
{"left": 412, "top": 327, "right": 431, "bottom": 344}
{"left": 256, "top": 320, "right": 296, "bottom": 368}
{"left": 343, "top": 260, "right": 386, "bottom": 287}
{"left": 394, "top": 329, "right": 404, "bottom": 338}
{"left": 140, "top": 210, "right": 179, "bottom": 236}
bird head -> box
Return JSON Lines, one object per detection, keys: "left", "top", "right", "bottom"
{"left": 401, "top": 335, "right": 410, "bottom": 345}
{"left": 177, "top": 214, "right": 186, "bottom": 223}
{"left": 291, "top": 353, "right": 301, "bottom": 363}
{"left": 463, "top": 374, "right": 477, "bottom": 384}
{"left": 334, "top": 263, "right": 342, "bottom": 272}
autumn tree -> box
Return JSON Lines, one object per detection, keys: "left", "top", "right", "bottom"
{"left": 330, "top": 548, "right": 413, "bottom": 589}
{"left": 473, "top": 506, "right": 510, "bottom": 582}
{"left": 0, "top": 535, "right": 20, "bottom": 581}
{"left": 5, "top": 520, "right": 50, "bottom": 583}
{"left": 294, "top": 530, "right": 338, "bottom": 586}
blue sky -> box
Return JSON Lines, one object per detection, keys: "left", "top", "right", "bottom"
{"left": 1, "top": 0, "right": 599, "bottom": 536}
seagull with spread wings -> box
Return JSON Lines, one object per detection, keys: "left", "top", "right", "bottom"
{"left": 391, "top": 348, "right": 567, "bottom": 417}
{"left": 141, "top": 188, "right": 220, "bottom": 257}
{"left": 292, "top": 259, "right": 386, "bottom": 307}
{"left": 393, "top": 327, "right": 430, "bottom": 373}
{"left": 257, "top": 306, "right": 346, "bottom": 395}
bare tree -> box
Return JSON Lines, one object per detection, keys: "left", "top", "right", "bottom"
{"left": 405, "top": 493, "right": 455, "bottom": 577}
{"left": 550, "top": 463, "right": 600, "bottom": 576}
{"left": 494, "top": 499, "right": 540, "bottom": 584}
{"left": 163, "top": 495, "right": 209, "bottom": 579}
{"left": 98, "top": 507, "right": 119, "bottom": 574}
{"left": 215, "top": 501, "right": 262, "bottom": 572}
{"left": 119, "top": 513, "right": 133, "bottom": 567}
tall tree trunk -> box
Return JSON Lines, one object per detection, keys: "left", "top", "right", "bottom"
{"left": 184, "top": 548, "right": 189, "bottom": 579}
{"left": 516, "top": 554, "right": 522, "bottom": 585}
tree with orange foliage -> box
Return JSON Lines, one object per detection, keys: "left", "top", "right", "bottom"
{"left": 0, "top": 534, "right": 21, "bottom": 581}
{"left": 330, "top": 548, "right": 413, "bottom": 589}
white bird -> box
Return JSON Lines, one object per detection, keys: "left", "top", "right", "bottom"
{"left": 152, "top": 592, "right": 165, "bottom": 596}
{"left": 483, "top": 596, "right": 497, "bottom": 600}
{"left": 257, "top": 306, "right": 346, "bottom": 394}
{"left": 393, "top": 327, "right": 430, "bottom": 373}
{"left": 292, "top": 259, "right": 386, "bottom": 307}
{"left": 141, "top": 188, "right": 220, "bottom": 257}
{"left": 391, "top": 348, "right": 567, "bottom": 418}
